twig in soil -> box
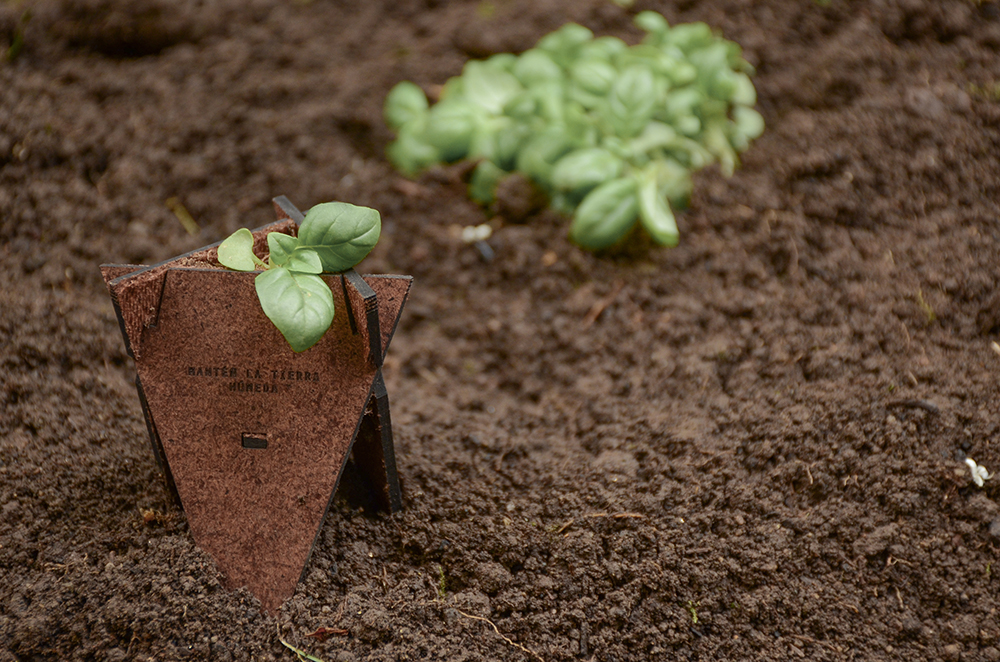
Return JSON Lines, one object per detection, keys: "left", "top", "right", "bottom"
{"left": 894, "top": 586, "right": 904, "bottom": 610}
{"left": 793, "top": 461, "right": 814, "bottom": 486}
{"left": 582, "top": 281, "right": 624, "bottom": 329}
{"left": 992, "top": 341, "right": 1000, "bottom": 358}
{"left": 277, "top": 624, "right": 327, "bottom": 662}
{"left": 833, "top": 600, "right": 859, "bottom": 614}
{"left": 886, "top": 399, "right": 940, "bottom": 415}
{"left": 885, "top": 555, "right": 912, "bottom": 568}
{"left": 451, "top": 607, "right": 545, "bottom": 662}
{"left": 165, "top": 197, "right": 200, "bottom": 236}
{"left": 555, "top": 512, "right": 645, "bottom": 535}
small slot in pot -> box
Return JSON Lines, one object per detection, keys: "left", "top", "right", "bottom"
{"left": 242, "top": 434, "right": 268, "bottom": 449}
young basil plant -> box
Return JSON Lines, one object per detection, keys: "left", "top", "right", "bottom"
{"left": 384, "top": 11, "right": 764, "bottom": 252}
{"left": 216, "top": 202, "right": 381, "bottom": 353}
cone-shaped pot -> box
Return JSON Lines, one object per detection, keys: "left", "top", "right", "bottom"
{"left": 100, "top": 197, "right": 410, "bottom": 613}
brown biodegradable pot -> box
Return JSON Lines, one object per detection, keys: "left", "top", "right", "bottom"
{"left": 100, "top": 196, "right": 411, "bottom": 613}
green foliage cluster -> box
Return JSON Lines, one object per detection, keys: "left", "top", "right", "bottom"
{"left": 384, "top": 11, "right": 764, "bottom": 251}
{"left": 217, "top": 202, "right": 380, "bottom": 352}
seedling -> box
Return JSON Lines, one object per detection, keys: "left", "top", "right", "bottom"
{"left": 217, "top": 201, "right": 380, "bottom": 352}
{"left": 384, "top": 11, "right": 763, "bottom": 251}
{"left": 965, "top": 458, "right": 994, "bottom": 488}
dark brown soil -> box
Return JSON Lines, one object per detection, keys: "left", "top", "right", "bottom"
{"left": 3, "top": 0, "right": 1000, "bottom": 660}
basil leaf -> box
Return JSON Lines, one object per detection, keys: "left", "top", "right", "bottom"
{"left": 656, "top": 157, "right": 694, "bottom": 207}
{"left": 266, "top": 232, "right": 298, "bottom": 267}
{"left": 532, "top": 80, "right": 568, "bottom": 124}
{"left": 703, "top": 120, "right": 737, "bottom": 176}
{"left": 288, "top": 248, "right": 323, "bottom": 274}
{"left": 462, "top": 60, "right": 523, "bottom": 115}
{"left": 635, "top": 10, "right": 669, "bottom": 37}
{"left": 502, "top": 91, "right": 539, "bottom": 120}
{"left": 515, "top": 127, "right": 579, "bottom": 190}
{"left": 425, "top": 100, "right": 480, "bottom": 162}
{"left": 486, "top": 53, "right": 518, "bottom": 71}
{"left": 579, "top": 36, "right": 628, "bottom": 62}
{"left": 468, "top": 160, "right": 507, "bottom": 206}
{"left": 731, "top": 73, "right": 757, "bottom": 106}
{"left": 570, "top": 177, "right": 639, "bottom": 250}
{"left": 637, "top": 169, "right": 679, "bottom": 247}
{"left": 537, "top": 23, "right": 593, "bottom": 68}
{"left": 733, "top": 106, "right": 765, "bottom": 142}
{"left": 266, "top": 234, "right": 321, "bottom": 274}
{"left": 297, "top": 202, "right": 381, "bottom": 273}
{"left": 254, "top": 267, "right": 335, "bottom": 353}
{"left": 512, "top": 49, "right": 563, "bottom": 87}
{"left": 662, "top": 87, "right": 703, "bottom": 121}
{"left": 605, "top": 66, "right": 657, "bottom": 139}
{"left": 663, "top": 22, "right": 714, "bottom": 53}
{"left": 628, "top": 121, "right": 678, "bottom": 159}
{"left": 217, "top": 228, "right": 258, "bottom": 272}
{"left": 492, "top": 122, "right": 532, "bottom": 171}
{"left": 570, "top": 59, "right": 617, "bottom": 96}
{"left": 551, "top": 147, "right": 624, "bottom": 195}
{"left": 384, "top": 81, "right": 428, "bottom": 131}
{"left": 387, "top": 116, "right": 441, "bottom": 177}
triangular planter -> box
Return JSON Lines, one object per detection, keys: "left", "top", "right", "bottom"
{"left": 101, "top": 197, "right": 410, "bottom": 613}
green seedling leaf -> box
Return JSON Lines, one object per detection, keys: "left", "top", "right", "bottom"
{"left": 255, "top": 267, "right": 334, "bottom": 353}
{"left": 733, "top": 106, "right": 765, "bottom": 141}
{"left": 570, "top": 59, "right": 617, "bottom": 96}
{"left": 570, "top": 177, "right": 639, "bottom": 250}
{"left": 463, "top": 60, "right": 523, "bottom": 115}
{"left": 661, "top": 86, "right": 702, "bottom": 121}
{"left": 656, "top": 157, "right": 694, "bottom": 207}
{"left": 387, "top": 117, "right": 441, "bottom": 177}
{"left": 637, "top": 169, "right": 679, "bottom": 246}
{"left": 663, "top": 22, "right": 714, "bottom": 53}
{"left": 297, "top": 202, "right": 381, "bottom": 273}
{"left": 286, "top": 249, "right": 323, "bottom": 274}
{"left": 730, "top": 73, "right": 757, "bottom": 106}
{"left": 629, "top": 121, "right": 677, "bottom": 158}
{"left": 469, "top": 160, "right": 508, "bottom": 206}
{"left": 217, "top": 228, "right": 259, "bottom": 272}
{"left": 703, "top": 120, "right": 737, "bottom": 176}
{"left": 268, "top": 231, "right": 323, "bottom": 275}
{"left": 537, "top": 23, "right": 594, "bottom": 68}
{"left": 513, "top": 49, "right": 563, "bottom": 87}
{"left": 425, "top": 100, "right": 481, "bottom": 162}
{"left": 384, "top": 81, "right": 429, "bottom": 131}
{"left": 492, "top": 122, "right": 533, "bottom": 171}
{"left": 635, "top": 10, "right": 669, "bottom": 36}
{"left": 551, "top": 147, "right": 624, "bottom": 195}
{"left": 486, "top": 52, "right": 518, "bottom": 71}
{"left": 579, "top": 36, "right": 628, "bottom": 62}
{"left": 516, "top": 127, "right": 580, "bottom": 190}
{"left": 605, "top": 66, "right": 657, "bottom": 139}
{"left": 532, "top": 80, "right": 568, "bottom": 124}
{"left": 266, "top": 232, "right": 298, "bottom": 267}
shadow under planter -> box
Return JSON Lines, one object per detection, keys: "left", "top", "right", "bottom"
{"left": 100, "top": 196, "right": 411, "bottom": 613}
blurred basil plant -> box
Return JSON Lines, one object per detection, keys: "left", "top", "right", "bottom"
{"left": 384, "top": 11, "right": 764, "bottom": 251}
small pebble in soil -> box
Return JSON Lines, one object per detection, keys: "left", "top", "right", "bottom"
{"left": 990, "top": 519, "right": 1000, "bottom": 540}
{"left": 941, "top": 643, "right": 962, "bottom": 661}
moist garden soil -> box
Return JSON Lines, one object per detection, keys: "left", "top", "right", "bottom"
{"left": 3, "top": 0, "right": 1000, "bottom": 660}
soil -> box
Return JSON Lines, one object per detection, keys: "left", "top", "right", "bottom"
{"left": 3, "top": 0, "right": 1000, "bottom": 660}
